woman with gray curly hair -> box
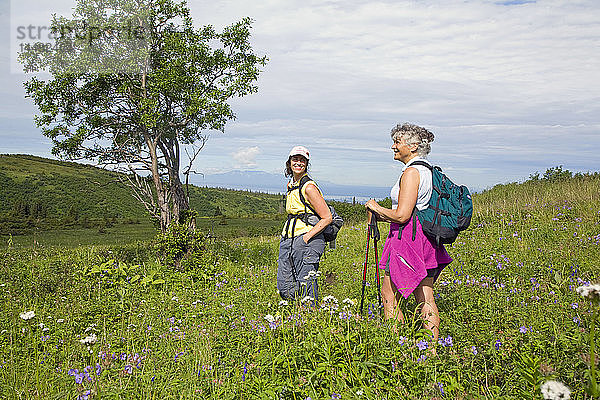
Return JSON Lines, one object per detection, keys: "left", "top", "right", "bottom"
{"left": 366, "top": 123, "right": 452, "bottom": 349}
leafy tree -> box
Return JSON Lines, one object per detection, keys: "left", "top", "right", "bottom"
{"left": 529, "top": 165, "right": 574, "bottom": 183}
{"left": 19, "top": 0, "right": 267, "bottom": 231}
{"left": 542, "top": 165, "right": 573, "bottom": 182}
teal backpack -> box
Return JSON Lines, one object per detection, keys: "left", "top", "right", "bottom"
{"left": 405, "top": 161, "right": 473, "bottom": 246}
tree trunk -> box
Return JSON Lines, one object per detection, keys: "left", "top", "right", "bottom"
{"left": 159, "top": 136, "right": 192, "bottom": 229}
{"left": 171, "top": 174, "right": 189, "bottom": 223}
{"left": 147, "top": 135, "right": 171, "bottom": 232}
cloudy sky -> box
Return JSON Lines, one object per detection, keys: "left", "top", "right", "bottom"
{"left": 2, "top": 0, "right": 599, "bottom": 192}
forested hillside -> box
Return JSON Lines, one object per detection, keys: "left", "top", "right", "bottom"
{"left": 0, "top": 154, "right": 283, "bottom": 234}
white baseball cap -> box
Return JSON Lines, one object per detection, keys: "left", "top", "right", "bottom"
{"left": 288, "top": 145, "right": 310, "bottom": 160}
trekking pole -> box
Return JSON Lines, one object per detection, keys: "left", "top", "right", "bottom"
{"left": 369, "top": 213, "right": 382, "bottom": 315}
{"left": 359, "top": 218, "right": 371, "bottom": 315}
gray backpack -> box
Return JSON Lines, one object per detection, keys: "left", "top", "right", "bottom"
{"left": 293, "top": 175, "right": 344, "bottom": 244}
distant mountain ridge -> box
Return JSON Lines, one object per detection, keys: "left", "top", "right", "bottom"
{"left": 193, "top": 170, "right": 390, "bottom": 200}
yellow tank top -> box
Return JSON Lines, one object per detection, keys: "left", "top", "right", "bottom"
{"left": 281, "top": 174, "right": 323, "bottom": 237}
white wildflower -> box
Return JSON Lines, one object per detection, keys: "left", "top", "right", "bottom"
{"left": 303, "top": 270, "right": 317, "bottom": 280}
{"left": 171, "top": 296, "right": 179, "bottom": 302}
{"left": 278, "top": 300, "right": 289, "bottom": 307}
{"left": 80, "top": 334, "right": 98, "bottom": 346}
{"left": 301, "top": 296, "right": 314, "bottom": 304}
{"left": 322, "top": 295, "right": 338, "bottom": 304}
{"left": 19, "top": 311, "right": 35, "bottom": 321}
{"left": 342, "top": 298, "right": 355, "bottom": 306}
{"left": 576, "top": 284, "right": 600, "bottom": 301}
{"left": 541, "top": 380, "right": 571, "bottom": 400}
{"left": 57, "top": 319, "right": 65, "bottom": 323}
{"left": 264, "top": 314, "right": 276, "bottom": 324}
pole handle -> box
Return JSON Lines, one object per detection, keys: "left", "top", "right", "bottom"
{"left": 368, "top": 213, "right": 380, "bottom": 241}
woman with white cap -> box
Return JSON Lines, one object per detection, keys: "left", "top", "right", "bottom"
{"left": 277, "top": 145, "right": 332, "bottom": 302}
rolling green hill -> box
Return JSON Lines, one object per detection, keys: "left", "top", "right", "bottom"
{"left": 0, "top": 154, "right": 284, "bottom": 234}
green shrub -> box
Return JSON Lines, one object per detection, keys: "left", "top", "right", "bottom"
{"left": 154, "top": 223, "right": 206, "bottom": 269}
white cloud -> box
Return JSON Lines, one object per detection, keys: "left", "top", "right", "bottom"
{"left": 2, "top": 0, "right": 599, "bottom": 190}
{"left": 232, "top": 146, "right": 261, "bottom": 167}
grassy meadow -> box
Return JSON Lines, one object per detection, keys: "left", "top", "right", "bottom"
{"left": 0, "top": 216, "right": 284, "bottom": 250}
{"left": 1, "top": 173, "right": 599, "bottom": 399}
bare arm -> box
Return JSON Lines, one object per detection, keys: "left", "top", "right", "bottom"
{"left": 303, "top": 183, "right": 333, "bottom": 242}
{"left": 365, "top": 167, "right": 419, "bottom": 224}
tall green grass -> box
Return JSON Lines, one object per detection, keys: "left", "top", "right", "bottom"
{"left": 0, "top": 173, "right": 599, "bottom": 399}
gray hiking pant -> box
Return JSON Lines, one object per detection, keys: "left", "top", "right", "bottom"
{"left": 277, "top": 233, "right": 326, "bottom": 302}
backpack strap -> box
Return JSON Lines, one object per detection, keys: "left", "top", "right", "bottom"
{"left": 407, "top": 160, "right": 433, "bottom": 170}
{"left": 284, "top": 175, "right": 317, "bottom": 238}
{"left": 297, "top": 175, "right": 317, "bottom": 216}
{"left": 288, "top": 216, "right": 299, "bottom": 282}
{"left": 407, "top": 160, "right": 432, "bottom": 240}
{"left": 397, "top": 161, "right": 431, "bottom": 241}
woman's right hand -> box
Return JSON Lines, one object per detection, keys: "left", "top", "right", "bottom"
{"left": 365, "top": 199, "right": 379, "bottom": 212}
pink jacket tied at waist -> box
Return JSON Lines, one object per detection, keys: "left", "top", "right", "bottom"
{"left": 378, "top": 216, "right": 453, "bottom": 298}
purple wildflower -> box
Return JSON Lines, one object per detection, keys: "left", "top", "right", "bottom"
{"left": 339, "top": 311, "right": 351, "bottom": 320}
{"left": 132, "top": 353, "right": 142, "bottom": 367}
{"left": 519, "top": 326, "right": 528, "bottom": 334}
{"left": 367, "top": 304, "right": 375, "bottom": 320}
{"left": 77, "top": 389, "right": 91, "bottom": 400}
{"left": 494, "top": 339, "right": 501, "bottom": 350}
{"left": 438, "top": 336, "right": 453, "bottom": 347}
{"left": 416, "top": 340, "right": 428, "bottom": 351}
